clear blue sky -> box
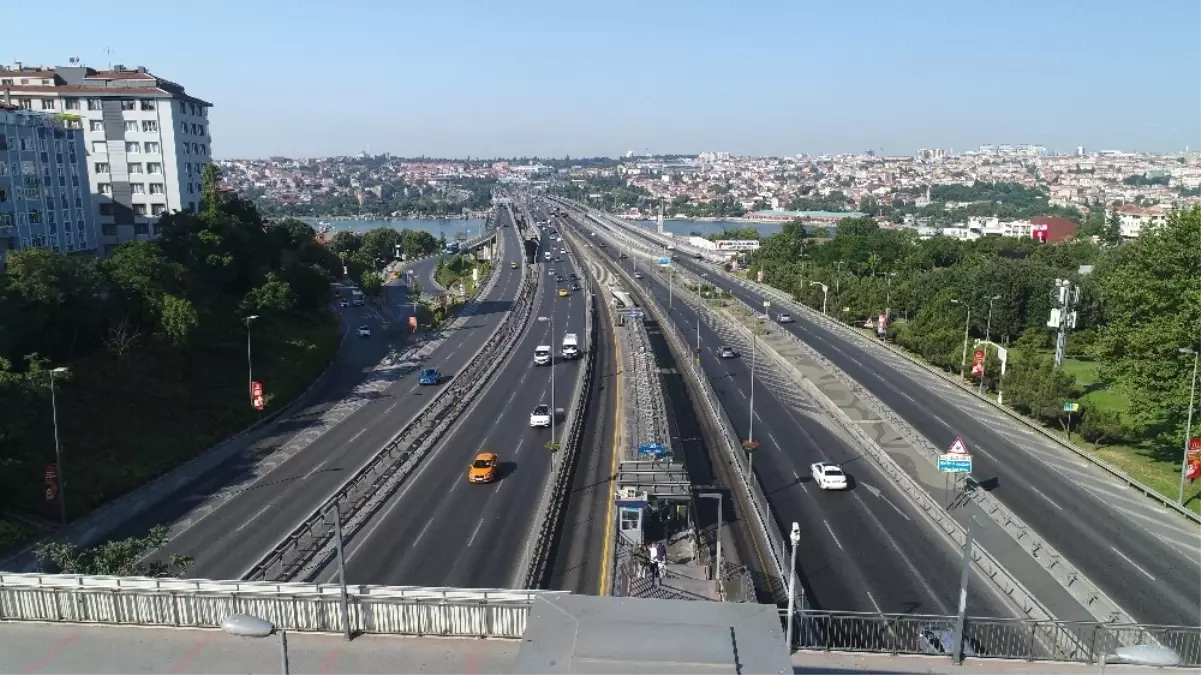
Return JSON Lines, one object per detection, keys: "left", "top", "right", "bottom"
{"left": 8, "top": 0, "right": 1198, "bottom": 158}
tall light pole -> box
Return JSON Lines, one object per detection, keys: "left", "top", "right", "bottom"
{"left": 49, "top": 366, "right": 69, "bottom": 525}
{"left": 538, "top": 315, "right": 556, "bottom": 445}
{"left": 877, "top": 272, "right": 896, "bottom": 317}
{"left": 810, "top": 281, "right": 828, "bottom": 315}
{"left": 1176, "top": 345, "right": 1196, "bottom": 504}
{"left": 785, "top": 522, "right": 801, "bottom": 651}
{"left": 245, "top": 315, "right": 260, "bottom": 404}
{"left": 985, "top": 294, "right": 1002, "bottom": 342}
{"left": 949, "top": 299, "right": 971, "bottom": 381}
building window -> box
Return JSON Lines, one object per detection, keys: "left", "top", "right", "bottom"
{"left": 63, "top": 98, "right": 80, "bottom": 110}
{"left": 187, "top": 183, "right": 194, "bottom": 194}
{"left": 183, "top": 144, "right": 191, "bottom": 155}
{"left": 0, "top": 160, "right": 7, "bottom": 175}
{"left": 24, "top": 187, "right": 40, "bottom": 200}
{"left": 128, "top": 162, "right": 143, "bottom": 174}
{"left": 98, "top": 183, "right": 112, "bottom": 195}
{"left": 28, "top": 210, "right": 42, "bottom": 224}
{"left": 71, "top": 175, "right": 79, "bottom": 186}
{"left": 99, "top": 204, "right": 114, "bottom": 216}
{"left": 91, "top": 141, "right": 107, "bottom": 154}
{"left": 140, "top": 99, "right": 156, "bottom": 111}
{"left": 0, "top": 134, "right": 6, "bottom": 151}
{"left": 184, "top": 163, "right": 192, "bottom": 176}
{"left": 0, "top": 188, "right": 6, "bottom": 203}
{"left": 17, "top": 98, "right": 32, "bottom": 109}
{"left": 133, "top": 204, "right": 147, "bottom": 216}
{"left": 0, "top": 214, "right": 11, "bottom": 227}
{"left": 142, "top": 120, "right": 157, "bottom": 132}
{"left": 149, "top": 183, "right": 165, "bottom": 195}
{"left": 180, "top": 122, "right": 188, "bottom": 134}
{"left": 22, "top": 161, "right": 36, "bottom": 175}
{"left": 151, "top": 204, "right": 166, "bottom": 216}
{"left": 147, "top": 162, "right": 162, "bottom": 174}
{"left": 47, "top": 210, "right": 56, "bottom": 226}
{"left": 125, "top": 142, "right": 140, "bottom": 154}
{"left": 131, "top": 183, "right": 145, "bottom": 194}
{"left": 89, "top": 120, "right": 104, "bottom": 132}
{"left": 102, "top": 222, "right": 116, "bottom": 236}
{"left": 94, "top": 162, "right": 109, "bottom": 174}
{"left": 120, "top": 99, "right": 136, "bottom": 111}
{"left": 124, "top": 121, "right": 138, "bottom": 133}
{"left": 145, "top": 142, "right": 160, "bottom": 154}
{"left": 87, "top": 98, "right": 102, "bottom": 111}
{"left": 134, "top": 222, "right": 148, "bottom": 235}
{"left": 40, "top": 98, "right": 55, "bottom": 110}
{"left": 198, "top": 125, "right": 205, "bottom": 137}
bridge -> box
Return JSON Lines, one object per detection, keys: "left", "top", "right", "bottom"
{"left": 1, "top": 190, "right": 1196, "bottom": 673}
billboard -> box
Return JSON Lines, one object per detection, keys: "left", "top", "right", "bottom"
{"left": 713, "top": 240, "right": 761, "bottom": 251}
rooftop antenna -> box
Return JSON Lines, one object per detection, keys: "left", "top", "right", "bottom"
{"left": 103, "top": 47, "right": 113, "bottom": 69}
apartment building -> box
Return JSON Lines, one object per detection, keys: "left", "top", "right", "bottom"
{"left": 0, "top": 61, "right": 212, "bottom": 255}
{"left": 0, "top": 103, "right": 99, "bottom": 270}
{"left": 1110, "top": 204, "right": 1170, "bottom": 239}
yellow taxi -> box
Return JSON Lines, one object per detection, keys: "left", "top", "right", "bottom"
{"left": 468, "top": 452, "right": 499, "bottom": 484}
{"left": 511, "top": 262, "right": 518, "bottom": 269}
{"left": 558, "top": 288, "right": 569, "bottom": 297}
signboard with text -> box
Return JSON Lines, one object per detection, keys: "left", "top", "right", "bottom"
{"left": 713, "top": 240, "right": 761, "bottom": 251}
{"left": 251, "top": 381, "right": 265, "bottom": 411}
{"left": 938, "top": 454, "right": 973, "bottom": 473}
{"left": 1187, "top": 438, "right": 1201, "bottom": 482}
{"left": 45, "top": 463, "right": 58, "bottom": 502}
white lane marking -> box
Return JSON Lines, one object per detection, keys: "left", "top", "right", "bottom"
{"left": 823, "top": 520, "right": 844, "bottom": 551}
{"left": 1103, "top": 501, "right": 1199, "bottom": 536}
{"left": 865, "top": 590, "right": 883, "bottom": 614}
{"left": 1151, "top": 531, "right": 1201, "bottom": 565}
{"left": 348, "top": 429, "right": 366, "bottom": 444}
{"left": 466, "top": 519, "right": 485, "bottom": 548}
{"left": 236, "top": 503, "right": 274, "bottom": 533}
{"left": 736, "top": 388, "right": 747, "bottom": 399}
{"left": 1110, "top": 546, "right": 1157, "bottom": 581}
{"left": 767, "top": 432, "right": 782, "bottom": 451}
{"left": 385, "top": 402, "right": 398, "bottom": 414}
{"left": 1029, "top": 486, "right": 1063, "bottom": 510}
{"left": 413, "top": 520, "right": 434, "bottom": 546}
{"left": 304, "top": 459, "right": 328, "bottom": 479}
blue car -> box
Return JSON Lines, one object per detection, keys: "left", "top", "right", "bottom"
{"left": 418, "top": 368, "right": 440, "bottom": 385}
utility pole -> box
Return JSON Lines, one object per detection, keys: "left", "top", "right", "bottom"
{"left": 1048, "top": 278, "right": 1080, "bottom": 367}
{"left": 952, "top": 517, "right": 977, "bottom": 665}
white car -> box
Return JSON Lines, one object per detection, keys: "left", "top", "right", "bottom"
{"left": 810, "top": 462, "right": 848, "bottom": 490}
{"left": 530, "top": 404, "right": 551, "bottom": 428}
{"left": 357, "top": 325, "right": 371, "bottom": 338}
{"left": 777, "top": 313, "right": 793, "bottom": 324}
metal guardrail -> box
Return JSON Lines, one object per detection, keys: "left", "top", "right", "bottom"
{"left": 242, "top": 231, "right": 539, "bottom": 582}
{"left": 779, "top": 609, "right": 1201, "bottom": 666}
{"left": 520, "top": 238, "right": 600, "bottom": 589}
{"left": 0, "top": 573, "right": 563, "bottom": 639}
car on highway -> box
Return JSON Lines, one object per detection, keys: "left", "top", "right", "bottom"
{"left": 619, "top": 253, "right": 628, "bottom": 259}
{"left": 559, "top": 288, "right": 569, "bottom": 297}
{"left": 634, "top": 271, "right": 643, "bottom": 279}
{"left": 571, "top": 282, "right": 581, "bottom": 291}
{"left": 555, "top": 275, "right": 564, "bottom": 282}
{"left": 810, "top": 462, "right": 849, "bottom": 490}
{"left": 357, "top": 325, "right": 372, "bottom": 338}
{"left": 467, "top": 452, "right": 499, "bottom": 484}
{"left": 339, "top": 299, "right": 350, "bottom": 308}
{"left": 718, "top": 346, "right": 737, "bottom": 358}
{"left": 511, "top": 262, "right": 518, "bottom": 269}
{"left": 569, "top": 273, "right": 578, "bottom": 279}
{"left": 530, "top": 404, "right": 552, "bottom": 428}
{"left": 777, "top": 313, "right": 794, "bottom": 323}
{"left": 418, "top": 368, "right": 441, "bottom": 385}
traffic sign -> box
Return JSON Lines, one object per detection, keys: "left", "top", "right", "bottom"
{"left": 938, "top": 454, "right": 973, "bottom": 473}
{"left": 1062, "top": 402, "right": 1080, "bottom": 412}
{"left": 1190, "top": 437, "right": 1200, "bottom": 452}
{"left": 658, "top": 257, "right": 671, "bottom": 266}
{"left": 947, "top": 436, "right": 969, "bottom": 455}
{"left": 973, "top": 350, "right": 985, "bottom": 365}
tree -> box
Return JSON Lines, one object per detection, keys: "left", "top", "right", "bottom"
{"left": 241, "top": 273, "right": 296, "bottom": 315}
{"left": 329, "top": 231, "right": 361, "bottom": 255}
{"left": 1104, "top": 210, "right": 1122, "bottom": 245}
{"left": 35, "top": 525, "right": 192, "bottom": 577}
{"left": 361, "top": 227, "right": 402, "bottom": 264}
{"left": 159, "top": 294, "right": 199, "bottom": 345}
{"left": 1004, "top": 351, "right": 1078, "bottom": 427}
{"left": 360, "top": 271, "right": 383, "bottom": 297}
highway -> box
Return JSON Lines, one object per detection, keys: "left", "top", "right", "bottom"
{"left": 606, "top": 215, "right": 1201, "bottom": 627}
{"left": 580, "top": 221, "right": 1014, "bottom": 617}
{"left": 117, "top": 211, "right": 526, "bottom": 581}
{"left": 331, "top": 225, "right": 590, "bottom": 588}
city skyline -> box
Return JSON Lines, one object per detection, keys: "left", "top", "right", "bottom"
{"left": 4, "top": 0, "right": 1199, "bottom": 159}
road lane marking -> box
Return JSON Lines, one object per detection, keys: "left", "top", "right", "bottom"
{"left": 236, "top": 502, "right": 274, "bottom": 533}
{"left": 467, "top": 518, "right": 485, "bottom": 548}
{"left": 1110, "top": 546, "right": 1156, "bottom": 581}
{"left": 413, "top": 520, "right": 433, "bottom": 546}
{"left": 767, "top": 432, "right": 782, "bottom": 451}
{"left": 304, "top": 459, "right": 328, "bottom": 479}
{"left": 865, "top": 590, "right": 883, "bottom": 614}
{"left": 385, "top": 402, "right": 398, "bottom": 414}
{"left": 348, "top": 429, "right": 365, "bottom": 444}
{"left": 822, "top": 520, "right": 844, "bottom": 551}
{"left": 1028, "top": 486, "right": 1063, "bottom": 510}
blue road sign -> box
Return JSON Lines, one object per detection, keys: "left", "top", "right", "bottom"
{"left": 658, "top": 257, "right": 671, "bottom": 266}
{"left": 937, "top": 454, "right": 973, "bottom": 473}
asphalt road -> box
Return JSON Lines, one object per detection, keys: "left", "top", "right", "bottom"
{"left": 331, "top": 229, "right": 589, "bottom": 589}
{"left": 609, "top": 220, "right": 1200, "bottom": 627}
{"left": 119, "top": 213, "right": 526, "bottom": 580}
{"left": 585, "top": 230, "right": 1013, "bottom": 617}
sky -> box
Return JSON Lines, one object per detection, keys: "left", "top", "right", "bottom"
{"left": 6, "top": 0, "right": 1199, "bottom": 159}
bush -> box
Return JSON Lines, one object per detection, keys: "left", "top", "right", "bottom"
{"left": 1080, "top": 408, "right": 1129, "bottom": 446}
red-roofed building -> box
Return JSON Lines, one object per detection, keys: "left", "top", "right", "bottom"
{"left": 1029, "top": 215, "right": 1077, "bottom": 243}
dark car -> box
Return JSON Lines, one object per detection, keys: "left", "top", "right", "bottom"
{"left": 571, "top": 282, "right": 581, "bottom": 291}
{"left": 556, "top": 275, "right": 564, "bottom": 282}
{"left": 569, "top": 273, "right": 578, "bottom": 280}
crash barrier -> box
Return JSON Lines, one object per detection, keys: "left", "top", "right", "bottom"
{"left": 242, "top": 231, "right": 539, "bottom": 582}
{"left": 585, "top": 222, "right": 788, "bottom": 602}
{"left": 520, "top": 240, "right": 600, "bottom": 588}
{"left": 0, "top": 573, "right": 564, "bottom": 639}
{"left": 779, "top": 608, "right": 1201, "bottom": 666}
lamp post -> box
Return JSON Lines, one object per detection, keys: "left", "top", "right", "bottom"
{"left": 1176, "top": 348, "right": 1196, "bottom": 502}
{"left": 809, "top": 281, "right": 828, "bottom": 315}
{"left": 949, "top": 299, "right": 971, "bottom": 381}
{"left": 49, "top": 366, "right": 69, "bottom": 525}
{"left": 985, "top": 295, "right": 1002, "bottom": 342}
{"left": 877, "top": 272, "right": 896, "bottom": 317}
{"left": 538, "top": 315, "right": 556, "bottom": 446}
{"left": 245, "top": 315, "right": 260, "bottom": 407}
{"left": 785, "top": 522, "right": 801, "bottom": 651}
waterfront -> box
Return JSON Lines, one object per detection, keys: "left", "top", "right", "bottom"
{"left": 632, "top": 219, "right": 836, "bottom": 238}
{"left": 302, "top": 218, "right": 487, "bottom": 239}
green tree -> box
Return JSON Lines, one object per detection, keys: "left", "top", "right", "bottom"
{"left": 360, "top": 271, "right": 383, "bottom": 297}
{"left": 330, "top": 231, "right": 361, "bottom": 255}
{"left": 159, "top": 294, "right": 199, "bottom": 345}
{"left": 1004, "top": 352, "right": 1078, "bottom": 428}
{"left": 241, "top": 272, "right": 297, "bottom": 316}
{"left": 35, "top": 525, "right": 192, "bottom": 577}
{"left": 361, "top": 227, "right": 402, "bottom": 264}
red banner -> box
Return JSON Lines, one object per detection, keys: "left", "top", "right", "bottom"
{"left": 45, "top": 463, "right": 58, "bottom": 502}
{"left": 1187, "top": 440, "right": 1201, "bottom": 482}
{"left": 251, "top": 381, "right": 265, "bottom": 411}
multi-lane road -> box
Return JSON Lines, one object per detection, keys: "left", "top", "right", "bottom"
{"left": 117, "top": 211, "right": 523, "bottom": 580}
{"left": 591, "top": 208, "right": 1201, "bottom": 627}
{"left": 578, "top": 216, "right": 1014, "bottom": 617}
{"left": 328, "top": 221, "right": 591, "bottom": 588}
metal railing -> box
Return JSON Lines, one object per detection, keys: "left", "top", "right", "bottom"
{"left": 780, "top": 609, "right": 1201, "bottom": 666}
{"left": 0, "top": 573, "right": 563, "bottom": 639}
{"left": 242, "top": 232, "right": 539, "bottom": 582}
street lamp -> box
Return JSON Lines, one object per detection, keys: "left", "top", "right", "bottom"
{"left": 49, "top": 366, "right": 68, "bottom": 525}
{"left": 220, "top": 614, "right": 291, "bottom": 674}
{"left": 877, "top": 272, "right": 897, "bottom": 317}
{"left": 809, "top": 281, "right": 829, "bottom": 315}
{"left": 1176, "top": 348, "right": 1196, "bottom": 502}
{"left": 949, "top": 299, "right": 972, "bottom": 382}
{"left": 985, "top": 295, "right": 1002, "bottom": 342}
{"left": 537, "top": 316, "right": 557, "bottom": 446}
{"left": 785, "top": 522, "right": 801, "bottom": 651}
{"left": 245, "top": 315, "right": 260, "bottom": 405}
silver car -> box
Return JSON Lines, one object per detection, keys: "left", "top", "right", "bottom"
{"left": 718, "top": 346, "right": 737, "bottom": 359}
{"left": 777, "top": 313, "right": 793, "bottom": 323}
